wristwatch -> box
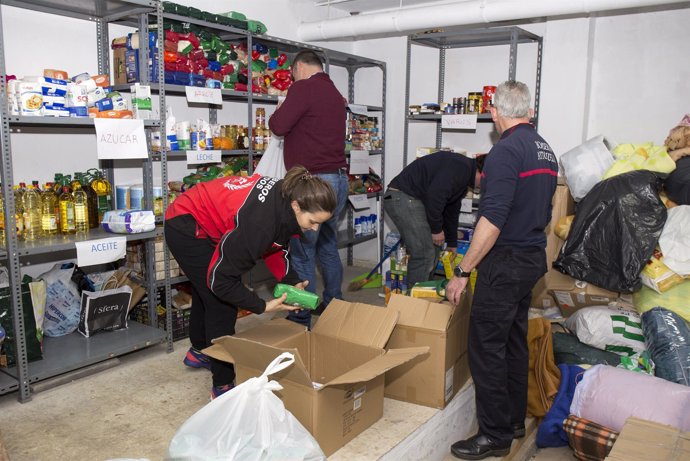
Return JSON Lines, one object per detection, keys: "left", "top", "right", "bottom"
{"left": 454, "top": 265, "right": 471, "bottom": 278}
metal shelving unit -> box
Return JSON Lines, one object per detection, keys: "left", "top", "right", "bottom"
{"left": 0, "top": 0, "right": 168, "bottom": 402}
{"left": 322, "top": 49, "right": 387, "bottom": 265}
{"left": 402, "top": 26, "right": 543, "bottom": 167}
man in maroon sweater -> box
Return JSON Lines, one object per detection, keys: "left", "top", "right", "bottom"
{"left": 269, "top": 50, "right": 349, "bottom": 326}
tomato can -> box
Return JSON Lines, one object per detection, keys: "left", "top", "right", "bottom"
{"left": 482, "top": 85, "right": 496, "bottom": 113}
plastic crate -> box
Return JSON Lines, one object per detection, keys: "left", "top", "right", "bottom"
{"left": 129, "top": 304, "right": 191, "bottom": 342}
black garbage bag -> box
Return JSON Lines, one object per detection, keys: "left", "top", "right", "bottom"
{"left": 642, "top": 307, "right": 690, "bottom": 386}
{"left": 553, "top": 170, "right": 666, "bottom": 293}
{"left": 665, "top": 156, "right": 690, "bottom": 205}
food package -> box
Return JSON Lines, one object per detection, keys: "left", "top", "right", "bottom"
{"left": 19, "top": 82, "right": 43, "bottom": 116}
{"left": 640, "top": 249, "right": 685, "bottom": 293}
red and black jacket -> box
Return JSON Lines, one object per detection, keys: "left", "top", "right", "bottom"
{"left": 165, "top": 174, "right": 301, "bottom": 313}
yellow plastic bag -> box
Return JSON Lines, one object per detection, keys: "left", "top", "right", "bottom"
{"left": 603, "top": 143, "right": 676, "bottom": 179}
{"left": 633, "top": 279, "right": 690, "bottom": 322}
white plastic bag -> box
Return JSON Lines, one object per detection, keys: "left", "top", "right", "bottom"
{"left": 659, "top": 205, "right": 690, "bottom": 276}
{"left": 168, "top": 352, "right": 325, "bottom": 461}
{"left": 254, "top": 134, "right": 286, "bottom": 179}
{"left": 39, "top": 263, "right": 81, "bottom": 337}
{"left": 570, "top": 364, "right": 690, "bottom": 431}
{"left": 564, "top": 306, "right": 646, "bottom": 357}
{"left": 101, "top": 210, "right": 155, "bottom": 234}
{"left": 559, "top": 135, "right": 616, "bottom": 201}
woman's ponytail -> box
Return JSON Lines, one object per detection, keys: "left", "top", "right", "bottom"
{"left": 281, "top": 166, "right": 336, "bottom": 214}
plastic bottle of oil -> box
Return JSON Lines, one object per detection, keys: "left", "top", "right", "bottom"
{"left": 0, "top": 187, "right": 5, "bottom": 246}
{"left": 88, "top": 168, "right": 112, "bottom": 223}
{"left": 59, "top": 184, "right": 76, "bottom": 234}
{"left": 22, "top": 184, "right": 43, "bottom": 241}
{"left": 53, "top": 174, "right": 64, "bottom": 194}
{"left": 73, "top": 182, "right": 89, "bottom": 234}
{"left": 79, "top": 172, "right": 99, "bottom": 229}
{"left": 12, "top": 185, "right": 24, "bottom": 240}
{"left": 41, "top": 183, "right": 59, "bottom": 236}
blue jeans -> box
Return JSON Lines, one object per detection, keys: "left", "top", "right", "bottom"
{"left": 383, "top": 189, "right": 441, "bottom": 288}
{"left": 287, "top": 171, "right": 349, "bottom": 326}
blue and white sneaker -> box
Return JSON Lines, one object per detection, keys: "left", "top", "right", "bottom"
{"left": 183, "top": 347, "right": 211, "bottom": 370}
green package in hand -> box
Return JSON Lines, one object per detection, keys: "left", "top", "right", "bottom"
{"left": 273, "top": 283, "right": 320, "bottom": 310}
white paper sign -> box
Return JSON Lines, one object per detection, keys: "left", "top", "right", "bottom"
{"left": 75, "top": 237, "right": 127, "bottom": 267}
{"left": 441, "top": 114, "right": 478, "bottom": 130}
{"left": 348, "top": 194, "right": 371, "bottom": 210}
{"left": 185, "top": 86, "right": 222, "bottom": 105}
{"left": 349, "top": 104, "right": 368, "bottom": 115}
{"left": 349, "top": 150, "right": 370, "bottom": 174}
{"left": 94, "top": 119, "right": 148, "bottom": 159}
{"left": 186, "top": 150, "right": 222, "bottom": 165}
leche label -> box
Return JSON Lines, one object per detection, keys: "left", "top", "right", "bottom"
{"left": 185, "top": 86, "right": 222, "bottom": 105}
{"left": 94, "top": 119, "right": 148, "bottom": 159}
{"left": 76, "top": 237, "right": 127, "bottom": 267}
{"left": 441, "top": 114, "right": 478, "bottom": 130}
{"left": 186, "top": 150, "right": 222, "bottom": 165}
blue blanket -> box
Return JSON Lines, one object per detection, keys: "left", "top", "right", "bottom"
{"left": 536, "top": 363, "right": 585, "bottom": 447}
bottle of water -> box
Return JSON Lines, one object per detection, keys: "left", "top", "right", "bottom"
{"left": 354, "top": 217, "right": 362, "bottom": 237}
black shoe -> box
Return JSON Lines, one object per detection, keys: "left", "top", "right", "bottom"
{"left": 512, "top": 423, "right": 526, "bottom": 439}
{"left": 450, "top": 433, "right": 511, "bottom": 460}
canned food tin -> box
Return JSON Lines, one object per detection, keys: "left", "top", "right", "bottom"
{"left": 467, "top": 92, "right": 482, "bottom": 114}
{"left": 482, "top": 85, "right": 496, "bottom": 113}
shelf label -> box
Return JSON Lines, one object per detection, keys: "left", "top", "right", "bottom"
{"left": 441, "top": 114, "right": 478, "bottom": 130}
{"left": 76, "top": 237, "right": 127, "bottom": 267}
{"left": 348, "top": 194, "right": 371, "bottom": 210}
{"left": 186, "top": 150, "right": 222, "bottom": 165}
{"left": 94, "top": 119, "right": 148, "bottom": 159}
{"left": 349, "top": 150, "right": 370, "bottom": 174}
{"left": 185, "top": 86, "right": 222, "bottom": 105}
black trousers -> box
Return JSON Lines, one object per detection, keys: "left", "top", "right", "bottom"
{"left": 165, "top": 214, "right": 237, "bottom": 387}
{"left": 468, "top": 245, "right": 546, "bottom": 445}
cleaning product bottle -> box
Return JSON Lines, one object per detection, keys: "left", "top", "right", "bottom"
{"left": 273, "top": 283, "right": 320, "bottom": 310}
{"left": 22, "top": 184, "right": 43, "bottom": 241}
{"left": 40, "top": 183, "right": 59, "bottom": 236}
{"left": 59, "top": 184, "right": 76, "bottom": 234}
{"left": 88, "top": 168, "right": 112, "bottom": 222}
{"left": 73, "top": 182, "right": 89, "bottom": 234}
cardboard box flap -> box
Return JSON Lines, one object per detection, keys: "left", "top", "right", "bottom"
{"left": 204, "top": 336, "right": 313, "bottom": 388}
{"left": 234, "top": 317, "right": 305, "bottom": 344}
{"left": 324, "top": 346, "right": 429, "bottom": 387}
{"left": 387, "top": 294, "right": 454, "bottom": 331}
{"left": 313, "top": 299, "right": 399, "bottom": 348}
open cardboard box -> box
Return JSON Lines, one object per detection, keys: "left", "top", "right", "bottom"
{"left": 204, "top": 300, "right": 428, "bottom": 456}
{"left": 384, "top": 292, "right": 471, "bottom": 409}
{"left": 605, "top": 417, "right": 690, "bottom": 461}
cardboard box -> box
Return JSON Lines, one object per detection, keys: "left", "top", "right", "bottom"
{"left": 605, "top": 418, "right": 690, "bottom": 461}
{"left": 112, "top": 47, "right": 127, "bottom": 85}
{"left": 548, "top": 283, "right": 619, "bottom": 317}
{"left": 384, "top": 293, "right": 471, "bottom": 409}
{"left": 531, "top": 181, "right": 575, "bottom": 309}
{"left": 204, "top": 300, "right": 427, "bottom": 456}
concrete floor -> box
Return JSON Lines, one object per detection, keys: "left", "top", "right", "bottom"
{"left": 0, "top": 265, "right": 576, "bottom": 461}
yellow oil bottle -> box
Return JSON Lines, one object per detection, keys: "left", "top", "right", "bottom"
{"left": 59, "top": 185, "right": 76, "bottom": 234}
{"left": 41, "top": 183, "right": 59, "bottom": 236}
{"left": 22, "top": 184, "right": 43, "bottom": 241}
{"left": 73, "top": 182, "right": 89, "bottom": 234}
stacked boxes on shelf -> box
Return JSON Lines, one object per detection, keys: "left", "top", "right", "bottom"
{"left": 346, "top": 111, "right": 382, "bottom": 151}
{"left": 124, "top": 236, "right": 181, "bottom": 279}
